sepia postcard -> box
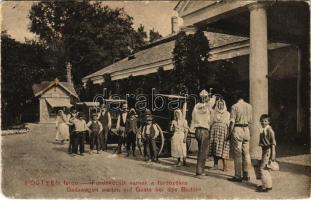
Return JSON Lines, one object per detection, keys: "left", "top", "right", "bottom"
{"left": 1, "top": 0, "right": 310, "bottom": 199}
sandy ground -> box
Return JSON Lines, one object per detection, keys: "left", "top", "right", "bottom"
{"left": 1, "top": 123, "right": 310, "bottom": 199}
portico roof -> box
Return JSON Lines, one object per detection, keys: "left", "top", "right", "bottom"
{"left": 82, "top": 31, "right": 288, "bottom": 85}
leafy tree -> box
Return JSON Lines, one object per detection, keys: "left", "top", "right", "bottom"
{"left": 1, "top": 32, "right": 55, "bottom": 127}
{"left": 29, "top": 1, "right": 136, "bottom": 85}
{"left": 172, "top": 31, "right": 210, "bottom": 95}
{"left": 131, "top": 24, "right": 147, "bottom": 51}
{"left": 149, "top": 28, "right": 162, "bottom": 42}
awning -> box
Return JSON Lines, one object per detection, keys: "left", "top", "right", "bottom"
{"left": 158, "top": 94, "right": 188, "bottom": 99}
{"left": 83, "top": 102, "right": 100, "bottom": 107}
{"left": 46, "top": 98, "right": 72, "bottom": 108}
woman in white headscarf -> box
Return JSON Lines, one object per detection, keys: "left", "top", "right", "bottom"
{"left": 55, "top": 110, "right": 70, "bottom": 144}
{"left": 170, "top": 109, "right": 189, "bottom": 167}
{"left": 208, "top": 99, "right": 230, "bottom": 171}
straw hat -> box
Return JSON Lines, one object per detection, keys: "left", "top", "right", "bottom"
{"left": 199, "top": 89, "right": 209, "bottom": 97}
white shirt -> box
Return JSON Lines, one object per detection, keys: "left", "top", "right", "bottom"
{"left": 191, "top": 102, "right": 212, "bottom": 131}
{"left": 71, "top": 118, "right": 88, "bottom": 132}
{"left": 230, "top": 99, "right": 252, "bottom": 124}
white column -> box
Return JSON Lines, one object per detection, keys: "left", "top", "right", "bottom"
{"left": 249, "top": 3, "right": 268, "bottom": 159}
{"left": 309, "top": 2, "right": 311, "bottom": 153}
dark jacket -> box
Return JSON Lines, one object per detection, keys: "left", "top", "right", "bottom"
{"left": 125, "top": 115, "right": 138, "bottom": 133}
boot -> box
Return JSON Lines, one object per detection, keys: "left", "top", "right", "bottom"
{"left": 182, "top": 158, "right": 188, "bottom": 167}
{"left": 176, "top": 158, "right": 182, "bottom": 167}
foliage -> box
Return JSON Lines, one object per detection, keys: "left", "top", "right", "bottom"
{"left": 149, "top": 28, "right": 162, "bottom": 43}
{"left": 29, "top": 1, "right": 136, "bottom": 85}
{"left": 131, "top": 24, "right": 147, "bottom": 51}
{"left": 1, "top": 32, "right": 56, "bottom": 127}
{"left": 172, "top": 31, "right": 211, "bottom": 95}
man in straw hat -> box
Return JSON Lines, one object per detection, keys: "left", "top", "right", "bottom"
{"left": 98, "top": 103, "right": 111, "bottom": 151}
{"left": 141, "top": 109, "right": 160, "bottom": 162}
{"left": 125, "top": 108, "right": 139, "bottom": 157}
{"left": 191, "top": 89, "right": 214, "bottom": 177}
{"left": 115, "top": 103, "right": 129, "bottom": 154}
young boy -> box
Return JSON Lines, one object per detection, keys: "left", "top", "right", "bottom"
{"left": 256, "top": 114, "right": 276, "bottom": 192}
{"left": 141, "top": 110, "right": 160, "bottom": 162}
{"left": 87, "top": 113, "right": 103, "bottom": 154}
{"left": 70, "top": 112, "right": 90, "bottom": 156}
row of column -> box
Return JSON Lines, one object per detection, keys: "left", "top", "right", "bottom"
{"left": 182, "top": 3, "right": 270, "bottom": 159}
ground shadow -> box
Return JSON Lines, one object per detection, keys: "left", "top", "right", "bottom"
{"left": 138, "top": 161, "right": 258, "bottom": 191}
{"left": 52, "top": 146, "right": 69, "bottom": 153}
{"left": 278, "top": 161, "right": 311, "bottom": 176}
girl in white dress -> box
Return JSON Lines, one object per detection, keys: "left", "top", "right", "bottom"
{"left": 55, "top": 110, "right": 70, "bottom": 144}
{"left": 170, "top": 109, "right": 189, "bottom": 167}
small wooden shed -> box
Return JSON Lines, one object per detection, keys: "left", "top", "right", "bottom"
{"left": 32, "top": 78, "right": 79, "bottom": 123}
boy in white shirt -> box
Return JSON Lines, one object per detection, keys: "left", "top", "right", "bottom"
{"left": 70, "top": 113, "right": 90, "bottom": 156}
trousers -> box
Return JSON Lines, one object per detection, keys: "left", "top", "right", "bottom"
{"left": 117, "top": 127, "right": 125, "bottom": 153}
{"left": 126, "top": 131, "right": 137, "bottom": 153}
{"left": 73, "top": 131, "right": 85, "bottom": 154}
{"left": 195, "top": 127, "right": 210, "bottom": 175}
{"left": 232, "top": 127, "right": 251, "bottom": 178}
{"left": 99, "top": 127, "right": 109, "bottom": 151}
{"left": 259, "top": 148, "right": 272, "bottom": 188}
{"left": 90, "top": 132, "right": 100, "bottom": 151}
{"left": 144, "top": 135, "right": 157, "bottom": 160}
{"left": 68, "top": 131, "right": 74, "bottom": 153}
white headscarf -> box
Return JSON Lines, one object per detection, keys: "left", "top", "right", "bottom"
{"left": 174, "top": 109, "right": 183, "bottom": 121}
{"left": 214, "top": 99, "right": 227, "bottom": 114}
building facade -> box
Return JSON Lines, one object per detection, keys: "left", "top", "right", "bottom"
{"left": 32, "top": 79, "right": 79, "bottom": 123}
{"left": 83, "top": 1, "right": 310, "bottom": 155}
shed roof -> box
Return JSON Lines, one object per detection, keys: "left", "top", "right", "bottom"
{"left": 32, "top": 79, "right": 79, "bottom": 99}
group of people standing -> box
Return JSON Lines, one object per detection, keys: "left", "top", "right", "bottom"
{"left": 55, "top": 105, "right": 111, "bottom": 155}
{"left": 55, "top": 103, "right": 162, "bottom": 162}
{"left": 55, "top": 88, "right": 277, "bottom": 193}
{"left": 115, "top": 103, "right": 161, "bottom": 162}
{"left": 191, "top": 89, "right": 277, "bottom": 193}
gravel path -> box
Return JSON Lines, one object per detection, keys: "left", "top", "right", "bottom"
{"left": 1, "top": 124, "right": 310, "bottom": 199}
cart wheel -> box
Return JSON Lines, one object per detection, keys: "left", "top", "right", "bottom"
{"left": 154, "top": 124, "right": 164, "bottom": 156}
